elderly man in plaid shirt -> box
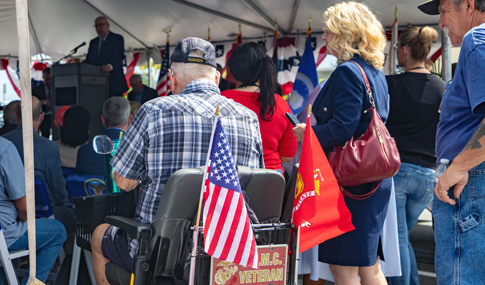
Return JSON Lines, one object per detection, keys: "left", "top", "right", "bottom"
{"left": 90, "top": 37, "right": 265, "bottom": 285}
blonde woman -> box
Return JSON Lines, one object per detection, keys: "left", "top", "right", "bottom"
{"left": 293, "top": 2, "right": 390, "bottom": 284}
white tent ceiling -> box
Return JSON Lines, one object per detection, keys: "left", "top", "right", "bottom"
{"left": 0, "top": 0, "right": 440, "bottom": 60}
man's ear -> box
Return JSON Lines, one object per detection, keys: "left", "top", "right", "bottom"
{"left": 215, "top": 70, "right": 221, "bottom": 86}
{"left": 38, "top": 112, "right": 44, "bottom": 124}
{"left": 101, "top": 115, "right": 106, "bottom": 128}
{"left": 466, "top": 0, "right": 475, "bottom": 15}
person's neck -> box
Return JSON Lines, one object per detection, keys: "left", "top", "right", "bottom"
{"left": 404, "top": 62, "right": 429, "bottom": 74}
{"left": 235, "top": 85, "right": 260, "bottom": 92}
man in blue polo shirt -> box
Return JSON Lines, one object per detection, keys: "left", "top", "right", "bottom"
{"left": 419, "top": 0, "right": 485, "bottom": 284}
{"left": 0, "top": 137, "right": 66, "bottom": 284}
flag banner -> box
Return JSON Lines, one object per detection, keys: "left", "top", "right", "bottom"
{"left": 216, "top": 45, "right": 225, "bottom": 58}
{"left": 315, "top": 46, "right": 328, "bottom": 67}
{"left": 156, "top": 42, "right": 170, "bottom": 97}
{"left": 289, "top": 37, "right": 318, "bottom": 114}
{"left": 292, "top": 116, "right": 355, "bottom": 253}
{"left": 1, "top": 59, "right": 20, "bottom": 97}
{"left": 222, "top": 33, "right": 242, "bottom": 83}
{"left": 203, "top": 118, "right": 259, "bottom": 269}
{"left": 268, "top": 37, "right": 300, "bottom": 96}
{"left": 125, "top": 52, "right": 140, "bottom": 86}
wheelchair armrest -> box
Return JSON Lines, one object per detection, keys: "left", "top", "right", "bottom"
{"left": 105, "top": 216, "right": 152, "bottom": 240}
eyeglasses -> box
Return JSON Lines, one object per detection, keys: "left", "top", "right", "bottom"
{"left": 94, "top": 23, "right": 107, "bottom": 28}
{"left": 322, "top": 27, "right": 328, "bottom": 37}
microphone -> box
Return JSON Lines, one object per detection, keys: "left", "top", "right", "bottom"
{"left": 70, "top": 42, "right": 86, "bottom": 53}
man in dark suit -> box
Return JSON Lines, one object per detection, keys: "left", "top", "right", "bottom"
{"left": 84, "top": 16, "right": 128, "bottom": 98}
{"left": 127, "top": 74, "right": 157, "bottom": 104}
{"left": 32, "top": 67, "right": 52, "bottom": 138}
{"left": 76, "top": 97, "right": 132, "bottom": 176}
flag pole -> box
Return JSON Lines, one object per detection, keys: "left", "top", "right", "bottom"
{"left": 293, "top": 104, "right": 311, "bottom": 285}
{"left": 188, "top": 106, "right": 220, "bottom": 285}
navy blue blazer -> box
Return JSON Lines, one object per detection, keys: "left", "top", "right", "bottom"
{"left": 76, "top": 128, "right": 125, "bottom": 176}
{"left": 84, "top": 32, "right": 128, "bottom": 97}
{"left": 127, "top": 85, "right": 158, "bottom": 104}
{"left": 312, "top": 57, "right": 389, "bottom": 155}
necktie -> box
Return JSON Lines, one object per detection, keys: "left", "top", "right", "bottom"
{"left": 98, "top": 39, "right": 104, "bottom": 55}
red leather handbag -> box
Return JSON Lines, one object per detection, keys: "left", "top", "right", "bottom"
{"left": 327, "top": 61, "right": 401, "bottom": 200}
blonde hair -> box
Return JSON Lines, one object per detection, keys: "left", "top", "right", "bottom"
{"left": 324, "top": 1, "right": 387, "bottom": 69}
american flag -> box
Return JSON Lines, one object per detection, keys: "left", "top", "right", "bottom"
{"left": 156, "top": 42, "right": 171, "bottom": 97}
{"left": 203, "top": 118, "right": 259, "bottom": 269}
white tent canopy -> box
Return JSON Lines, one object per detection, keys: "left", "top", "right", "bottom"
{"left": 0, "top": 0, "right": 440, "bottom": 61}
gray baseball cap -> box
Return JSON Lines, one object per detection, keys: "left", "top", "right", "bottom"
{"left": 170, "top": 37, "right": 216, "bottom": 68}
{"left": 418, "top": 0, "right": 440, "bottom": 15}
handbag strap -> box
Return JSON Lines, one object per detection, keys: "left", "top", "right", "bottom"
{"left": 340, "top": 180, "right": 382, "bottom": 200}
{"left": 349, "top": 60, "right": 376, "bottom": 109}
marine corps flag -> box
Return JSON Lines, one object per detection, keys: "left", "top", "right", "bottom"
{"left": 292, "top": 110, "right": 355, "bottom": 253}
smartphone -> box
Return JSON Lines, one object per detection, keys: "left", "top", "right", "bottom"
{"left": 285, "top": 112, "right": 300, "bottom": 127}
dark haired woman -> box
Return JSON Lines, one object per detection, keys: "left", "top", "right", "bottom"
{"left": 222, "top": 42, "right": 297, "bottom": 173}
{"left": 386, "top": 26, "right": 445, "bottom": 285}
{"left": 54, "top": 105, "right": 91, "bottom": 169}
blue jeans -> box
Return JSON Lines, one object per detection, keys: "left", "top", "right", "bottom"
{"left": 433, "top": 161, "right": 485, "bottom": 285}
{"left": 0, "top": 219, "right": 67, "bottom": 285}
{"left": 387, "top": 162, "right": 434, "bottom": 285}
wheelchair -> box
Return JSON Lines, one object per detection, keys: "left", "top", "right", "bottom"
{"left": 73, "top": 166, "right": 297, "bottom": 285}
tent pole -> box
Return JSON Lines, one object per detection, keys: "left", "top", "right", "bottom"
{"left": 172, "top": 0, "right": 273, "bottom": 33}
{"left": 441, "top": 30, "right": 452, "bottom": 82}
{"left": 28, "top": 13, "right": 43, "bottom": 56}
{"left": 242, "top": 0, "right": 287, "bottom": 36}
{"left": 15, "top": 0, "right": 42, "bottom": 283}
{"left": 287, "top": 0, "right": 301, "bottom": 34}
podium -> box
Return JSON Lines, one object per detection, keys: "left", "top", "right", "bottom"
{"left": 51, "top": 63, "right": 109, "bottom": 140}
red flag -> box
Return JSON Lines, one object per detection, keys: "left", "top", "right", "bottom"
{"left": 316, "top": 46, "right": 327, "bottom": 67}
{"left": 292, "top": 116, "right": 355, "bottom": 253}
{"left": 125, "top": 52, "right": 140, "bottom": 86}
{"left": 203, "top": 118, "right": 258, "bottom": 269}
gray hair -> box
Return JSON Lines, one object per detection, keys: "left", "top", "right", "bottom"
{"left": 103, "top": 97, "right": 131, "bottom": 128}
{"left": 4, "top": 100, "right": 20, "bottom": 125}
{"left": 171, "top": 49, "right": 216, "bottom": 84}
{"left": 129, "top": 74, "right": 142, "bottom": 83}
{"left": 453, "top": 0, "right": 485, "bottom": 12}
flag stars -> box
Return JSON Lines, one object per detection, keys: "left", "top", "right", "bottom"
{"left": 233, "top": 181, "right": 238, "bottom": 186}
{"left": 217, "top": 142, "right": 222, "bottom": 148}
{"left": 222, "top": 172, "right": 227, "bottom": 177}
{"left": 216, "top": 175, "right": 222, "bottom": 181}
{"left": 219, "top": 132, "right": 224, "bottom": 137}
{"left": 225, "top": 178, "right": 231, "bottom": 184}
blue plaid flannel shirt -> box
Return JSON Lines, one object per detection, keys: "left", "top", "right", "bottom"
{"left": 111, "top": 79, "right": 264, "bottom": 256}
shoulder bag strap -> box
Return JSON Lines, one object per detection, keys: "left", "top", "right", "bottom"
{"left": 349, "top": 60, "right": 375, "bottom": 109}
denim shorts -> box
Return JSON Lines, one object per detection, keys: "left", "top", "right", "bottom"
{"left": 102, "top": 226, "right": 133, "bottom": 271}
{"left": 433, "top": 161, "right": 485, "bottom": 285}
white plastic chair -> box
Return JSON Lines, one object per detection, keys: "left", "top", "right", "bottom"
{"left": 0, "top": 224, "right": 29, "bottom": 285}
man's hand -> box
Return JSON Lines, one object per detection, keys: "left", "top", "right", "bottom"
{"left": 434, "top": 164, "right": 469, "bottom": 205}
{"left": 101, "top": 65, "right": 112, "bottom": 75}
{"left": 292, "top": 123, "right": 306, "bottom": 142}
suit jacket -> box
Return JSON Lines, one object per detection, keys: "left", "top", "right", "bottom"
{"left": 2, "top": 125, "right": 70, "bottom": 208}
{"left": 312, "top": 57, "right": 389, "bottom": 155}
{"left": 127, "top": 85, "right": 158, "bottom": 104}
{"left": 32, "top": 84, "right": 51, "bottom": 112}
{"left": 84, "top": 31, "right": 128, "bottom": 97}
{"left": 76, "top": 128, "right": 125, "bottom": 176}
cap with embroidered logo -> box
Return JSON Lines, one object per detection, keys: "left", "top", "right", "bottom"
{"left": 170, "top": 37, "right": 216, "bottom": 68}
{"left": 418, "top": 0, "right": 440, "bottom": 15}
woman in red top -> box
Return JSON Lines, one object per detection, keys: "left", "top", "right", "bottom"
{"left": 222, "top": 42, "right": 297, "bottom": 173}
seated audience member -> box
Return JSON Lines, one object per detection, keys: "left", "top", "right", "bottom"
{"left": 0, "top": 100, "right": 20, "bottom": 136}
{"left": 32, "top": 67, "right": 53, "bottom": 138}
{"left": 55, "top": 106, "right": 91, "bottom": 169}
{"left": 129, "top": 100, "right": 142, "bottom": 118}
{"left": 90, "top": 37, "right": 264, "bottom": 285}
{"left": 222, "top": 42, "right": 297, "bottom": 173}
{"left": 76, "top": 97, "right": 132, "bottom": 176}
{"left": 216, "top": 63, "right": 236, "bottom": 91}
{"left": 2, "top": 97, "right": 74, "bottom": 234}
{"left": 0, "top": 136, "right": 67, "bottom": 285}
{"left": 127, "top": 74, "right": 157, "bottom": 104}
